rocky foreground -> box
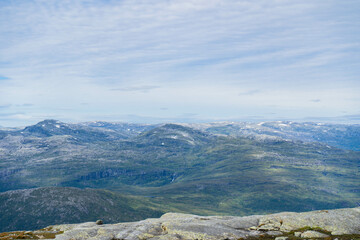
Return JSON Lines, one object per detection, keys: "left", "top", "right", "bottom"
{"left": 1, "top": 207, "right": 360, "bottom": 240}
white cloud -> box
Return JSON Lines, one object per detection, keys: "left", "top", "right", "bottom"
{"left": 0, "top": 0, "right": 359, "bottom": 126}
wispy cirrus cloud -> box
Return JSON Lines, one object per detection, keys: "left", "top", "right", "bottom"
{"left": 238, "top": 90, "right": 261, "bottom": 96}
{"left": 0, "top": 0, "right": 359, "bottom": 126}
{"left": 0, "top": 104, "right": 11, "bottom": 109}
{"left": 110, "top": 85, "right": 160, "bottom": 92}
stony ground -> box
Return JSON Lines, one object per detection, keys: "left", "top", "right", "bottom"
{"left": 0, "top": 226, "right": 63, "bottom": 239}
{"left": 1, "top": 207, "right": 359, "bottom": 240}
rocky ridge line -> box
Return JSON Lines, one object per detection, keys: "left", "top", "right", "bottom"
{"left": 10, "top": 207, "right": 357, "bottom": 240}
{"left": 1, "top": 207, "right": 359, "bottom": 240}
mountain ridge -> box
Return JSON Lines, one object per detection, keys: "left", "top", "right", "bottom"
{"left": 0, "top": 120, "right": 359, "bottom": 232}
{"left": 0, "top": 187, "right": 166, "bottom": 232}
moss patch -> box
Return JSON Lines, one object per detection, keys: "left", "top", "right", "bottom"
{"left": 0, "top": 229, "right": 63, "bottom": 240}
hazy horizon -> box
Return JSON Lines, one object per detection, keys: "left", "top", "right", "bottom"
{"left": 1, "top": 0, "right": 359, "bottom": 127}
{"left": 1, "top": 116, "right": 360, "bottom": 128}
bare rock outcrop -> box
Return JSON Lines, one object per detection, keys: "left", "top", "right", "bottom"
{"left": 25, "top": 207, "right": 360, "bottom": 240}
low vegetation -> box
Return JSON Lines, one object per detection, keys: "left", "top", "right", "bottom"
{"left": 0, "top": 120, "right": 359, "bottom": 232}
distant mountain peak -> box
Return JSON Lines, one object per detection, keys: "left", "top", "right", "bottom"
{"left": 21, "top": 119, "right": 70, "bottom": 137}
{"left": 36, "top": 119, "right": 62, "bottom": 125}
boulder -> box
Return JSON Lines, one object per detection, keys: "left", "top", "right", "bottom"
{"left": 96, "top": 220, "right": 103, "bottom": 225}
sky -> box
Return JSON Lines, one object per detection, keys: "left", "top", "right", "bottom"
{"left": 0, "top": 0, "right": 359, "bottom": 127}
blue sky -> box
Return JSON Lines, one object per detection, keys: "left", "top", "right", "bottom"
{"left": 0, "top": 0, "right": 359, "bottom": 126}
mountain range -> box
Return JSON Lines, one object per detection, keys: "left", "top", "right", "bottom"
{"left": 0, "top": 120, "right": 359, "bottom": 232}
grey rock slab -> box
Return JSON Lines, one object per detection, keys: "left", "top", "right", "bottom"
{"left": 253, "top": 207, "right": 360, "bottom": 235}
{"left": 159, "top": 213, "right": 261, "bottom": 240}
{"left": 51, "top": 207, "right": 360, "bottom": 240}
{"left": 300, "top": 230, "right": 330, "bottom": 238}
{"left": 275, "top": 237, "right": 288, "bottom": 240}
{"left": 266, "top": 231, "right": 283, "bottom": 236}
